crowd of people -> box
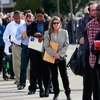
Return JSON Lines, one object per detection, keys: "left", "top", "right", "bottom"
{"left": 0, "top": 1, "right": 100, "bottom": 100}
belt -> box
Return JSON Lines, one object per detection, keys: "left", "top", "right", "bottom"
{"left": 12, "top": 42, "right": 21, "bottom": 47}
{"left": 21, "top": 44, "right": 28, "bottom": 47}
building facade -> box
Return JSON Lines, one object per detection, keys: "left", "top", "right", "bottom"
{"left": 0, "top": 0, "right": 16, "bottom": 13}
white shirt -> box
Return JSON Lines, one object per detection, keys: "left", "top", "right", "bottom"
{"left": 4, "top": 44, "right": 12, "bottom": 55}
{"left": 3, "top": 20, "right": 25, "bottom": 47}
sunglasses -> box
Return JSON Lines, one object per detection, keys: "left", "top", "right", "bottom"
{"left": 53, "top": 22, "right": 60, "bottom": 25}
{"left": 27, "top": 20, "right": 32, "bottom": 22}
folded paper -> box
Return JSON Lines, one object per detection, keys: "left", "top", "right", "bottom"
{"left": 28, "top": 36, "right": 43, "bottom": 52}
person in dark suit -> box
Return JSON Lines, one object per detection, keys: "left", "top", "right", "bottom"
{"left": 26, "top": 7, "right": 50, "bottom": 98}
{"left": 44, "top": 16, "right": 71, "bottom": 100}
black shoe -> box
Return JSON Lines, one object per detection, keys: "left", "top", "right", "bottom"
{"left": 45, "top": 89, "right": 49, "bottom": 97}
{"left": 18, "top": 85, "right": 25, "bottom": 90}
{"left": 53, "top": 94, "right": 59, "bottom": 100}
{"left": 28, "top": 91, "right": 35, "bottom": 95}
{"left": 10, "top": 76, "right": 15, "bottom": 79}
{"left": 45, "top": 93, "right": 49, "bottom": 97}
{"left": 40, "top": 89, "right": 45, "bottom": 97}
{"left": 67, "top": 95, "right": 71, "bottom": 100}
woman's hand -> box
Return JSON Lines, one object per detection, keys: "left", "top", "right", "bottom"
{"left": 53, "top": 53, "right": 60, "bottom": 59}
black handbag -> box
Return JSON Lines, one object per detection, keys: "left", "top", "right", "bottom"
{"left": 55, "top": 58, "right": 66, "bottom": 64}
{"left": 67, "top": 47, "right": 83, "bottom": 76}
{"left": 55, "top": 55, "right": 67, "bottom": 64}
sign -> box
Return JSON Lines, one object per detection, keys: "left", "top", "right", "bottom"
{"left": 1, "top": 0, "right": 10, "bottom": 4}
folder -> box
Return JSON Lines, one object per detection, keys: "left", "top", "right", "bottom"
{"left": 28, "top": 36, "right": 43, "bottom": 52}
{"left": 43, "top": 41, "right": 58, "bottom": 63}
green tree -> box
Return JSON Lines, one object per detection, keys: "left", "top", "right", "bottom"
{"left": 13, "top": 0, "right": 95, "bottom": 15}
{"left": 43, "top": 0, "right": 94, "bottom": 15}
{"left": 43, "top": 0, "right": 56, "bottom": 15}
{"left": 13, "top": 0, "right": 43, "bottom": 14}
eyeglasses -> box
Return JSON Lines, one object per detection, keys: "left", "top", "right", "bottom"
{"left": 27, "top": 20, "right": 32, "bottom": 22}
{"left": 53, "top": 22, "right": 60, "bottom": 25}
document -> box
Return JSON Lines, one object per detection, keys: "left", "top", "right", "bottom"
{"left": 43, "top": 42, "right": 58, "bottom": 63}
{"left": 28, "top": 36, "right": 43, "bottom": 52}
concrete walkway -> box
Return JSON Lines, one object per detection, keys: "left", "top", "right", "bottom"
{"left": 0, "top": 45, "right": 83, "bottom": 100}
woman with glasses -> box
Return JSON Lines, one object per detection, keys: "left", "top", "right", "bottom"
{"left": 43, "top": 16, "right": 71, "bottom": 100}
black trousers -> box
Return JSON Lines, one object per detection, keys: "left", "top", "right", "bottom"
{"left": 28, "top": 49, "right": 50, "bottom": 92}
{"left": 82, "top": 49, "right": 92, "bottom": 100}
{"left": 49, "top": 60, "right": 71, "bottom": 96}
{"left": 90, "top": 66, "right": 99, "bottom": 100}
{"left": 90, "top": 62, "right": 100, "bottom": 100}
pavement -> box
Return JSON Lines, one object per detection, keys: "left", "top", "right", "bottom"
{"left": 0, "top": 44, "right": 83, "bottom": 100}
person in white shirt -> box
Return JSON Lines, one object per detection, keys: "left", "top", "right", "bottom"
{"left": 3, "top": 10, "right": 25, "bottom": 86}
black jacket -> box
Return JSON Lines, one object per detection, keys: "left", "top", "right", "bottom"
{"left": 27, "top": 20, "right": 49, "bottom": 37}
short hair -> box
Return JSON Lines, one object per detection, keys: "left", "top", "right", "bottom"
{"left": 14, "top": 10, "right": 21, "bottom": 16}
{"left": 36, "top": 7, "right": 45, "bottom": 15}
{"left": 25, "top": 13, "right": 33, "bottom": 19}
{"left": 87, "top": 1, "right": 97, "bottom": 6}
{"left": 23, "top": 9, "right": 32, "bottom": 16}
{"left": 87, "top": 1, "right": 97, "bottom": 11}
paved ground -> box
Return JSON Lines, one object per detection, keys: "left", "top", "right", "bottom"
{"left": 0, "top": 45, "right": 83, "bottom": 100}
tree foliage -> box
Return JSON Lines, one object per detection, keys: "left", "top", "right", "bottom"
{"left": 13, "top": 0, "right": 43, "bottom": 14}
{"left": 42, "top": 0, "right": 56, "bottom": 14}
{"left": 43, "top": 0, "right": 92, "bottom": 15}
{"left": 13, "top": 0, "right": 95, "bottom": 15}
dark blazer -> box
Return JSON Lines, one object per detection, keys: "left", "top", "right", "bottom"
{"left": 76, "top": 13, "right": 91, "bottom": 50}
{"left": 26, "top": 19, "right": 49, "bottom": 55}
{"left": 27, "top": 19, "right": 49, "bottom": 37}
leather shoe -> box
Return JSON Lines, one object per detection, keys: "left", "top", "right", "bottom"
{"left": 45, "top": 90, "right": 49, "bottom": 97}
{"left": 53, "top": 94, "right": 59, "bottom": 100}
{"left": 40, "top": 90, "right": 45, "bottom": 97}
{"left": 10, "top": 76, "right": 15, "bottom": 79}
{"left": 18, "top": 85, "right": 25, "bottom": 90}
{"left": 28, "top": 91, "right": 35, "bottom": 95}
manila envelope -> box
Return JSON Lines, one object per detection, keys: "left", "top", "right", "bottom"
{"left": 43, "top": 41, "right": 58, "bottom": 64}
